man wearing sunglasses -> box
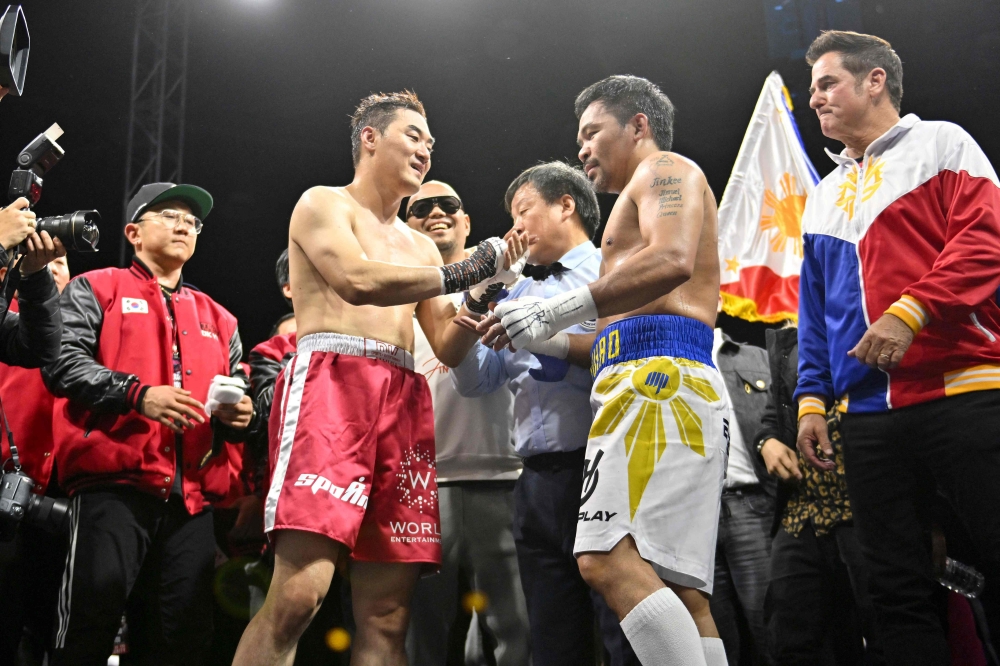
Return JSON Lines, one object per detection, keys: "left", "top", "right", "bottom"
{"left": 43, "top": 182, "right": 259, "bottom": 664}
{"left": 403, "top": 180, "right": 529, "bottom": 666}
{"left": 234, "top": 91, "right": 525, "bottom": 666}
{"left": 406, "top": 191, "right": 462, "bottom": 220}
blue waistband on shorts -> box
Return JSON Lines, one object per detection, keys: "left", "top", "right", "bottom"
{"left": 590, "top": 315, "right": 715, "bottom": 378}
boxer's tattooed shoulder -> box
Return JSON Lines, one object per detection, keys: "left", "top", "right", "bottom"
{"left": 655, "top": 185, "right": 683, "bottom": 219}
{"left": 652, "top": 154, "right": 675, "bottom": 174}
{"left": 650, "top": 176, "right": 682, "bottom": 188}
{"left": 649, "top": 154, "right": 683, "bottom": 218}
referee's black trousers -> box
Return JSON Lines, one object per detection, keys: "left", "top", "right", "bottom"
{"left": 513, "top": 448, "right": 638, "bottom": 666}
{"left": 49, "top": 487, "right": 216, "bottom": 666}
{"left": 841, "top": 390, "right": 1000, "bottom": 666}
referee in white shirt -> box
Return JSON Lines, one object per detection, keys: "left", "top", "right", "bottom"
{"left": 451, "top": 163, "right": 638, "bottom": 666}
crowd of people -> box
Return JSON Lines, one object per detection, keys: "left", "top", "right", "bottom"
{"left": 0, "top": 28, "right": 997, "bottom": 666}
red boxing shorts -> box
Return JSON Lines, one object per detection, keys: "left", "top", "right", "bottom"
{"left": 264, "top": 332, "right": 440, "bottom": 568}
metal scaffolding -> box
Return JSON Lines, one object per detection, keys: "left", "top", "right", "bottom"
{"left": 120, "top": 0, "right": 191, "bottom": 265}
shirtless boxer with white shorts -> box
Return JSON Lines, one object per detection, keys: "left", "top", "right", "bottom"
{"left": 480, "top": 76, "right": 728, "bottom": 666}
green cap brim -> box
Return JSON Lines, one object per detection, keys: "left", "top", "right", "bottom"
{"left": 147, "top": 184, "right": 214, "bottom": 221}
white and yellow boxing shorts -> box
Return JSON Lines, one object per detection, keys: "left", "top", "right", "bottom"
{"left": 574, "top": 315, "right": 730, "bottom": 593}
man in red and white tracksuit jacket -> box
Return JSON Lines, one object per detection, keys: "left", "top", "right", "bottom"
{"left": 795, "top": 32, "right": 1000, "bottom": 664}
{"left": 42, "top": 183, "right": 260, "bottom": 665}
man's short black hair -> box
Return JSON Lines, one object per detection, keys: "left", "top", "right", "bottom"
{"left": 574, "top": 75, "right": 675, "bottom": 152}
{"left": 269, "top": 312, "right": 295, "bottom": 339}
{"left": 350, "top": 90, "right": 426, "bottom": 166}
{"left": 806, "top": 31, "right": 903, "bottom": 112}
{"left": 504, "top": 162, "right": 600, "bottom": 239}
{"left": 275, "top": 248, "right": 290, "bottom": 307}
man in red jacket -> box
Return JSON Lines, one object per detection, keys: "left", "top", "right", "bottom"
{"left": 42, "top": 183, "right": 259, "bottom": 665}
{"left": 0, "top": 256, "right": 70, "bottom": 664}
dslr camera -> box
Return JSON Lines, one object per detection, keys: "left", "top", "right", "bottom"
{"left": 8, "top": 123, "right": 100, "bottom": 252}
{"left": 0, "top": 445, "right": 69, "bottom": 540}
{"left": 0, "top": 5, "right": 83, "bottom": 539}
{"left": 0, "top": 5, "right": 98, "bottom": 253}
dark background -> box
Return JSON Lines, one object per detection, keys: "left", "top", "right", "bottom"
{"left": 2, "top": 0, "right": 998, "bottom": 352}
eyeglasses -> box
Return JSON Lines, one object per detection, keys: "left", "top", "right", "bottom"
{"left": 140, "top": 209, "right": 203, "bottom": 235}
{"left": 407, "top": 196, "right": 463, "bottom": 219}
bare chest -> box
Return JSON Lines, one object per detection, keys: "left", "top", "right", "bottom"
{"left": 600, "top": 195, "right": 644, "bottom": 273}
{"left": 354, "top": 220, "right": 425, "bottom": 266}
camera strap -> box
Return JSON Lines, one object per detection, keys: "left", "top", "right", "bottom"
{"left": 0, "top": 390, "right": 20, "bottom": 472}
{"left": 0, "top": 249, "right": 25, "bottom": 471}
{"left": 0, "top": 248, "right": 24, "bottom": 330}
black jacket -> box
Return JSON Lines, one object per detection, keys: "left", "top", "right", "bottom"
{"left": 0, "top": 247, "right": 62, "bottom": 369}
{"left": 715, "top": 332, "right": 775, "bottom": 498}
{"left": 753, "top": 326, "right": 799, "bottom": 535}
{"left": 245, "top": 332, "right": 297, "bottom": 496}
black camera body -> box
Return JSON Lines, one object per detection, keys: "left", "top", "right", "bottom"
{"left": 8, "top": 122, "right": 60, "bottom": 209}
{"left": 7, "top": 123, "right": 100, "bottom": 252}
{"left": 0, "top": 460, "right": 69, "bottom": 541}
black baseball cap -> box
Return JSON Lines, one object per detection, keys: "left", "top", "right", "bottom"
{"left": 126, "top": 182, "right": 214, "bottom": 224}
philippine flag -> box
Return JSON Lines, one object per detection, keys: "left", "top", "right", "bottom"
{"left": 717, "top": 71, "right": 819, "bottom": 323}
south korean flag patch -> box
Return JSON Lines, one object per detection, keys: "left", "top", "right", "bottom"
{"left": 122, "top": 297, "right": 148, "bottom": 314}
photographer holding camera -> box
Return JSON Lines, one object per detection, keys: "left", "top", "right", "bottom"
{"left": 41, "top": 183, "right": 259, "bottom": 665}
{"left": 0, "top": 5, "right": 60, "bottom": 362}
{"left": 0, "top": 254, "right": 70, "bottom": 665}
{"left": 0, "top": 197, "right": 65, "bottom": 368}
{"left": 0, "top": 28, "right": 92, "bottom": 370}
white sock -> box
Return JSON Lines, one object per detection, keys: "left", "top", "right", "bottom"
{"left": 620, "top": 587, "right": 707, "bottom": 666}
{"left": 701, "top": 637, "right": 728, "bottom": 666}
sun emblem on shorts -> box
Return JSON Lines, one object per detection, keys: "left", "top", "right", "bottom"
{"left": 589, "top": 358, "right": 720, "bottom": 520}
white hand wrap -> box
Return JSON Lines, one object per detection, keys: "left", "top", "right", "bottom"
{"left": 493, "top": 286, "right": 597, "bottom": 348}
{"left": 466, "top": 250, "right": 528, "bottom": 315}
{"left": 496, "top": 251, "right": 529, "bottom": 286}
{"left": 468, "top": 252, "right": 528, "bottom": 302}
{"left": 519, "top": 331, "right": 570, "bottom": 359}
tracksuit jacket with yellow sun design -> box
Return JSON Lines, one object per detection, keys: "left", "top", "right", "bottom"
{"left": 794, "top": 114, "right": 1000, "bottom": 415}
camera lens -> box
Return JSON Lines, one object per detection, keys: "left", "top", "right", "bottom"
{"left": 80, "top": 217, "right": 99, "bottom": 249}
{"left": 35, "top": 210, "right": 101, "bottom": 252}
{"left": 25, "top": 494, "right": 70, "bottom": 535}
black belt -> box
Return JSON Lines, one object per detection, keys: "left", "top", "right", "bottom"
{"left": 438, "top": 479, "right": 517, "bottom": 489}
{"left": 522, "top": 448, "right": 586, "bottom": 472}
{"left": 722, "top": 484, "right": 766, "bottom": 496}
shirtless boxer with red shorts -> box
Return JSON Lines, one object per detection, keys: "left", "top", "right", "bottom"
{"left": 232, "top": 91, "right": 525, "bottom": 666}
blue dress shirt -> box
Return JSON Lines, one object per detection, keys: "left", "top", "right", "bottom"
{"left": 451, "top": 241, "right": 601, "bottom": 458}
